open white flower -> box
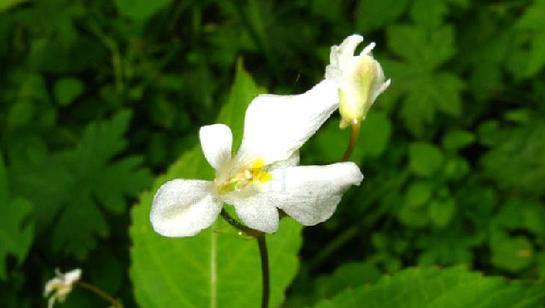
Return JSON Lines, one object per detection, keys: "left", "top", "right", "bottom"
{"left": 326, "top": 34, "right": 391, "bottom": 129}
{"left": 44, "top": 268, "right": 81, "bottom": 308}
{"left": 150, "top": 79, "right": 364, "bottom": 237}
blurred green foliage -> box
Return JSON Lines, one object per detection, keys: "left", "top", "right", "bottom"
{"left": 1, "top": 0, "right": 545, "bottom": 307}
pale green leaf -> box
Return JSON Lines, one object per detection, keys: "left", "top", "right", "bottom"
{"left": 314, "top": 267, "right": 545, "bottom": 307}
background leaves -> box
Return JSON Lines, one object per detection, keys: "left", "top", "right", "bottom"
{"left": 1, "top": 0, "right": 545, "bottom": 307}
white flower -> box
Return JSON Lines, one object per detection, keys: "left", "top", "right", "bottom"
{"left": 326, "top": 34, "right": 391, "bottom": 129}
{"left": 150, "top": 79, "right": 364, "bottom": 237}
{"left": 44, "top": 268, "right": 82, "bottom": 308}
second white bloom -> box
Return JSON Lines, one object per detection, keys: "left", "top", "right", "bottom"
{"left": 150, "top": 79, "right": 363, "bottom": 237}
{"left": 326, "top": 34, "right": 391, "bottom": 128}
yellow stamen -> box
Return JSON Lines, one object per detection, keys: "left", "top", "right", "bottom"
{"left": 217, "top": 158, "right": 272, "bottom": 194}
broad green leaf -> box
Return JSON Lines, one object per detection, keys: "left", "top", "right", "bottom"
{"left": 0, "top": 154, "right": 34, "bottom": 280}
{"left": 115, "top": 0, "right": 171, "bottom": 20}
{"left": 130, "top": 64, "right": 303, "bottom": 307}
{"left": 314, "top": 267, "right": 545, "bottom": 307}
{"left": 54, "top": 77, "right": 84, "bottom": 106}
{"left": 408, "top": 142, "right": 444, "bottom": 177}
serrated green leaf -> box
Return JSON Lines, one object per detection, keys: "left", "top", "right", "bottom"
{"left": 384, "top": 25, "right": 464, "bottom": 134}
{"left": 356, "top": 0, "right": 409, "bottom": 33}
{"left": 11, "top": 111, "right": 151, "bottom": 258}
{"left": 314, "top": 267, "right": 545, "bottom": 307}
{"left": 0, "top": 154, "right": 34, "bottom": 280}
{"left": 315, "top": 262, "right": 381, "bottom": 301}
{"left": 130, "top": 64, "right": 302, "bottom": 307}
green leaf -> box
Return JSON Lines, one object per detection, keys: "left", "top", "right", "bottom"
{"left": 0, "top": 154, "right": 34, "bottom": 280}
{"left": 304, "top": 111, "right": 391, "bottom": 163}
{"left": 130, "top": 64, "right": 302, "bottom": 307}
{"left": 404, "top": 181, "right": 432, "bottom": 209}
{"left": 0, "top": 0, "right": 26, "bottom": 12}
{"left": 356, "top": 0, "right": 409, "bottom": 33}
{"left": 12, "top": 111, "right": 151, "bottom": 258}
{"left": 480, "top": 119, "right": 545, "bottom": 196}
{"left": 513, "top": 0, "right": 545, "bottom": 78}
{"left": 442, "top": 130, "right": 475, "bottom": 151}
{"left": 491, "top": 236, "right": 533, "bottom": 273}
{"left": 408, "top": 142, "right": 444, "bottom": 177}
{"left": 315, "top": 262, "right": 381, "bottom": 300}
{"left": 428, "top": 198, "right": 456, "bottom": 227}
{"left": 314, "top": 267, "right": 545, "bottom": 307}
{"left": 115, "top": 0, "right": 172, "bottom": 20}
{"left": 384, "top": 24, "right": 464, "bottom": 135}
{"left": 53, "top": 77, "right": 84, "bottom": 106}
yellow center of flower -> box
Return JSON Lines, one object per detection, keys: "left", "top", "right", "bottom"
{"left": 217, "top": 158, "right": 272, "bottom": 194}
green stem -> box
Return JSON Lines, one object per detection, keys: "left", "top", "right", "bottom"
{"left": 341, "top": 122, "right": 361, "bottom": 161}
{"left": 220, "top": 210, "right": 269, "bottom": 308}
{"left": 87, "top": 19, "right": 124, "bottom": 95}
{"left": 257, "top": 236, "right": 270, "bottom": 308}
{"left": 76, "top": 281, "right": 123, "bottom": 308}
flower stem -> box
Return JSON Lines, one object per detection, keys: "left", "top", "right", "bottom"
{"left": 257, "top": 236, "right": 270, "bottom": 308}
{"left": 220, "top": 210, "right": 262, "bottom": 237}
{"left": 341, "top": 122, "right": 361, "bottom": 161}
{"left": 220, "top": 209, "right": 269, "bottom": 308}
{"left": 76, "top": 281, "right": 123, "bottom": 308}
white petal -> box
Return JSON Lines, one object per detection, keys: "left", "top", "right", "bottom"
{"left": 150, "top": 179, "right": 222, "bottom": 237}
{"left": 229, "top": 199, "right": 279, "bottom": 233}
{"left": 64, "top": 269, "right": 82, "bottom": 284}
{"left": 263, "top": 162, "right": 363, "bottom": 226}
{"left": 270, "top": 151, "right": 300, "bottom": 169}
{"left": 236, "top": 79, "right": 339, "bottom": 165}
{"left": 199, "top": 124, "right": 233, "bottom": 170}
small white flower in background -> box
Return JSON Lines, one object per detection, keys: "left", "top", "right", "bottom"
{"left": 150, "top": 78, "right": 363, "bottom": 237}
{"left": 44, "top": 268, "right": 81, "bottom": 308}
{"left": 326, "top": 34, "right": 391, "bottom": 129}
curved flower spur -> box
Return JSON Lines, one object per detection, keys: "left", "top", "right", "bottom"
{"left": 150, "top": 78, "right": 363, "bottom": 237}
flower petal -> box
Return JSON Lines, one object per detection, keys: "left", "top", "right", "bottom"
{"left": 264, "top": 162, "right": 363, "bottom": 226}
{"left": 199, "top": 124, "right": 232, "bottom": 170}
{"left": 150, "top": 179, "right": 221, "bottom": 237}
{"left": 229, "top": 199, "right": 279, "bottom": 233}
{"left": 64, "top": 269, "right": 82, "bottom": 284}
{"left": 236, "top": 79, "right": 339, "bottom": 165}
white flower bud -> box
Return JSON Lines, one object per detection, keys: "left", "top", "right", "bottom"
{"left": 326, "top": 34, "right": 391, "bottom": 128}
